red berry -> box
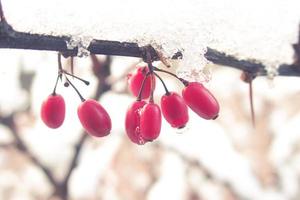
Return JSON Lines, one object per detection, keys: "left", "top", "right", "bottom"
{"left": 128, "top": 66, "right": 155, "bottom": 99}
{"left": 182, "top": 82, "right": 219, "bottom": 120}
{"left": 140, "top": 102, "right": 161, "bottom": 141}
{"left": 41, "top": 94, "right": 65, "bottom": 129}
{"left": 161, "top": 92, "right": 189, "bottom": 128}
{"left": 77, "top": 99, "right": 112, "bottom": 137}
{"left": 125, "top": 100, "right": 146, "bottom": 144}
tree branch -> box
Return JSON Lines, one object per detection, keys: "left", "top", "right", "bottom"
{"left": 0, "top": 114, "right": 58, "bottom": 187}
{"left": 293, "top": 24, "right": 300, "bottom": 66}
{"left": 154, "top": 142, "right": 245, "bottom": 200}
{"left": 1, "top": 20, "right": 300, "bottom": 77}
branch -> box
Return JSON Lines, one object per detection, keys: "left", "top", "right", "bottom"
{"left": 0, "top": 114, "right": 58, "bottom": 187}
{"left": 153, "top": 142, "right": 245, "bottom": 200}
{"left": 293, "top": 24, "right": 300, "bottom": 66}
{"left": 1, "top": 21, "right": 300, "bottom": 77}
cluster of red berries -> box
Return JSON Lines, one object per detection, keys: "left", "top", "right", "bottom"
{"left": 40, "top": 54, "right": 219, "bottom": 145}
{"left": 41, "top": 54, "right": 112, "bottom": 137}
{"left": 125, "top": 63, "right": 220, "bottom": 145}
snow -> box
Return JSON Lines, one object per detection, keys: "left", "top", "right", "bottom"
{"left": 2, "top": 0, "right": 300, "bottom": 79}
{"left": 1, "top": 1, "right": 300, "bottom": 199}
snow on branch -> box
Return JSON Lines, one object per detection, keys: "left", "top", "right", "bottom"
{"left": 0, "top": 0, "right": 299, "bottom": 77}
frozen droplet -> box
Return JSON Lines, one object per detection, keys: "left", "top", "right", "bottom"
{"left": 135, "top": 126, "right": 140, "bottom": 135}
{"left": 137, "top": 134, "right": 146, "bottom": 145}
{"left": 174, "top": 123, "right": 190, "bottom": 134}
{"left": 134, "top": 126, "right": 145, "bottom": 145}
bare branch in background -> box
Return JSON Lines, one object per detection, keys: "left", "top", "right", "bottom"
{"left": 0, "top": 114, "right": 58, "bottom": 188}
{"left": 293, "top": 24, "right": 300, "bottom": 66}
{"left": 0, "top": 55, "right": 113, "bottom": 200}
{"left": 0, "top": 0, "right": 6, "bottom": 22}
{"left": 153, "top": 142, "right": 245, "bottom": 200}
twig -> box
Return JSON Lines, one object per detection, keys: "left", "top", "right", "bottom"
{"left": 0, "top": 19, "right": 300, "bottom": 76}
{"left": 293, "top": 24, "right": 300, "bottom": 65}
{"left": 241, "top": 71, "right": 256, "bottom": 127}
{"left": 54, "top": 134, "right": 88, "bottom": 199}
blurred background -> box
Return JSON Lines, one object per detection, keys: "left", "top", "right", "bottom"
{"left": 1, "top": 50, "right": 300, "bottom": 200}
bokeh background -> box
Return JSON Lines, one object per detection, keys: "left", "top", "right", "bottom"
{"left": 1, "top": 51, "right": 300, "bottom": 200}
{"left": 1, "top": 0, "right": 300, "bottom": 199}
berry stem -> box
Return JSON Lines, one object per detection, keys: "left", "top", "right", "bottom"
{"left": 52, "top": 74, "right": 60, "bottom": 95}
{"left": 70, "top": 56, "right": 74, "bottom": 78}
{"left": 149, "top": 74, "right": 155, "bottom": 103}
{"left": 153, "top": 67, "right": 188, "bottom": 86}
{"left": 58, "top": 52, "right": 63, "bottom": 81}
{"left": 63, "top": 70, "right": 90, "bottom": 85}
{"left": 65, "top": 75, "right": 86, "bottom": 102}
{"left": 136, "top": 72, "right": 151, "bottom": 101}
{"left": 145, "top": 48, "right": 154, "bottom": 73}
{"left": 153, "top": 72, "right": 170, "bottom": 95}
{"left": 249, "top": 79, "right": 256, "bottom": 127}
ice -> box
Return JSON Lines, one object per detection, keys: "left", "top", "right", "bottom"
{"left": 176, "top": 65, "right": 212, "bottom": 83}
{"left": 2, "top": 0, "right": 300, "bottom": 80}
{"left": 265, "top": 64, "right": 279, "bottom": 80}
{"left": 66, "top": 36, "right": 93, "bottom": 57}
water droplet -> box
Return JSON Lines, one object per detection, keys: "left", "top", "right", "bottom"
{"left": 135, "top": 126, "right": 140, "bottom": 134}
{"left": 174, "top": 124, "right": 190, "bottom": 134}
{"left": 137, "top": 134, "right": 146, "bottom": 145}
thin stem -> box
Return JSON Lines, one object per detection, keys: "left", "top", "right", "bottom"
{"left": 153, "top": 72, "right": 169, "bottom": 95}
{"left": 70, "top": 56, "right": 74, "bottom": 77}
{"left": 154, "top": 67, "right": 188, "bottom": 86}
{"left": 145, "top": 48, "right": 154, "bottom": 72}
{"left": 149, "top": 74, "right": 155, "bottom": 103}
{"left": 249, "top": 80, "right": 255, "bottom": 127}
{"left": 143, "top": 48, "right": 157, "bottom": 102}
{"left": 65, "top": 75, "right": 85, "bottom": 102}
{"left": 52, "top": 75, "right": 60, "bottom": 95}
{"left": 58, "top": 53, "right": 63, "bottom": 81}
{"left": 63, "top": 70, "right": 90, "bottom": 85}
{"left": 137, "top": 72, "right": 151, "bottom": 101}
{"left": 0, "top": 0, "right": 6, "bottom": 22}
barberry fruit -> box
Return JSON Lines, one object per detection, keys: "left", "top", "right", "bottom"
{"left": 128, "top": 66, "right": 155, "bottom": 99}
{"left": 161, "top": 92, "right": 189, "bottom": 128}
{"left": 140, "top": 102, "right": 161, "bottom": 141}
{"left": 77, "top": 99, "right": 112, "bottom": 137}
{"left": 41, "top": 94, "right": 66, "bottom": 128}
{"left": 125, "top": 100, "right": 146, "bottom": 144}
{"left": 182, "top": 82, "right": 219, "bottom": 120}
